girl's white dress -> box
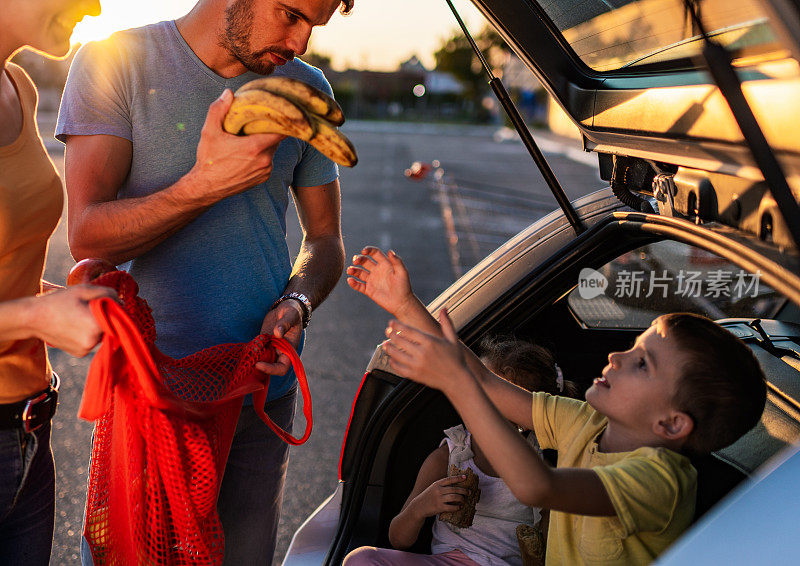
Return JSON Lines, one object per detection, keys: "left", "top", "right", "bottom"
{"left": 431, "top": 425, "right": 541, "bottom": 566}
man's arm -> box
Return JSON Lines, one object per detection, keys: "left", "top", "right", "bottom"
{"left": 256, "top": 179, "right": 345, "bottom": 375}
{"left": 65, "top": 90, "right": 285, "bottom": 265}
{"left": 384, "top": 312, "right": 616, "bottom": 517}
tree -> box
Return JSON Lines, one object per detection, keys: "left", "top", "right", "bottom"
{"left": 433, "top": 27, "right": 509, "bottom": 121}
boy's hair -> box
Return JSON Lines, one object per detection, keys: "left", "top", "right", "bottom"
{"left": 478, "top": 335, "right": 578, "bottom": 398}
{"left": 660, "top": 313, "right": 767, "bottom": 455}
{"left": 340, "top": 0, "right": 354, "bottom": 13}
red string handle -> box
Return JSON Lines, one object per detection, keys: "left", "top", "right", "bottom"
{"left": 80, "top": 297, "right": 313, "bottom": 445}
{"left": 252, "top": 336, "right": 313, "bottom": 445}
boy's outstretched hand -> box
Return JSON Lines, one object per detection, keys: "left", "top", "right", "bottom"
{"left": 346, "top": 247, "right": 415, "bottom": 317}
{"left": 383, "top": 309, "right": 470, "bottom": 393}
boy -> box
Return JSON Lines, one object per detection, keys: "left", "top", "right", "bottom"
{"left": 347, "top": 246, "right": 767, "bottom": 564}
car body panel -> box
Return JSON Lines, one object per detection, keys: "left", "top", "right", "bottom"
{"left": 284, "top": 486, "right": 342, "bottom": 566}
{"left": 656, "top": 443, "right": 800, "bottom": 564}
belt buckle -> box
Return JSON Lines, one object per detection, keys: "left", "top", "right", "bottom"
{"left": 22, "top": 391, "right": 49, "bottom": 433}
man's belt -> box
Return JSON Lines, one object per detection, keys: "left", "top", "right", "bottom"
{"left": 0, "top": 374, "right": 59, "bottom": 433}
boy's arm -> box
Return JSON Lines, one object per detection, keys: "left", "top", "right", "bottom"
{"left": 347, "top": 247, "right": 435, "bottom": 331}
{"left": 385, "top": 313, "right": 616, "bottom": 517}
{"left": 347, "top": 247, "right": 520, "bottom": 414}
{"left": 388, "top": 445, "right": 469, "bottom": 549}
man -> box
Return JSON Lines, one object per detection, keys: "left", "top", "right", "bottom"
{"left": 56, "top": 0, "right": 352, "bottom": 563}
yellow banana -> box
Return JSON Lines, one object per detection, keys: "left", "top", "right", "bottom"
{"left": 309, "top": 115, "right": 358, "bottom": 168}
{"left": 242, "top": 119, "right": 311, "bottom": 138}
{"left": 236, "top": 77, "right": 345, "bottom": 126}
{"left": 222, "top": 89, "right": 314, "bottom": 140}
{"left": 223, "top": 83, "right": 358, "bottom": 167}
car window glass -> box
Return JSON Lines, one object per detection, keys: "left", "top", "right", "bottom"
{"left": 568, "top": 240, "right": 784, "bottom": 328}
{"left": 537, "top": 0, "right": 783, "bottom": 71}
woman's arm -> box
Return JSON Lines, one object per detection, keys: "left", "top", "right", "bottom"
{"left": 0, "top": 285, "right": 116, "bottom": 356}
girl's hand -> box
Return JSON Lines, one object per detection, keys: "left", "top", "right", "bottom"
{"left": 346, "top": 247, "right": 416, "bottom": 317}
{"left": 383, "top": 309, "right": 469, "bottom": 393}
{"left": 411, "top": 475, "right": 469, "bottom": 518}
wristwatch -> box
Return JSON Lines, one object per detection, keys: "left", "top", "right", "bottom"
{"left": 272, "top": 292, "right": 313, "bottom": 328}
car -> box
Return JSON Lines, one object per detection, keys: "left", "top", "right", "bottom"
{"left": 283, "top": 0, "right": 800, "bottom": 563}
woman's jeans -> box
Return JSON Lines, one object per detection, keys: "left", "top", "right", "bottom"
{"left": 0, "top": 421, "right": 56, "bottom": 565}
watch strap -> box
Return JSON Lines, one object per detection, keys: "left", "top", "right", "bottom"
{"left": 272, "top": 292, "right": 312, "bottom": 328}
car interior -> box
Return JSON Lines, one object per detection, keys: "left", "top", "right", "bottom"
{"left": 340, "top": 231, "right": 800, "bottom": 557}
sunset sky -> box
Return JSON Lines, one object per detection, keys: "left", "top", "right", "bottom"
{"left": 70, "top": 0, "right": 486, "bottom": 71}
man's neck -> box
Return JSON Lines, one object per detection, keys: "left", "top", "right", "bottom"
{"left": 175, "top": 2, "right": 248, "bottom": 79}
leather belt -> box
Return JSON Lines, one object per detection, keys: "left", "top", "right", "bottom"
{"left": 0, "top": 374, "right": 59, "bottom": 433}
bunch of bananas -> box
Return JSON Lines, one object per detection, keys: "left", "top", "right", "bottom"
{"left": 223, "top": 77, "right": 358, "bottom": 167}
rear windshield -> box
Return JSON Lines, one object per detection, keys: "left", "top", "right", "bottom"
{"left": 537, "top": 0, "right": 783, "bottom": 71}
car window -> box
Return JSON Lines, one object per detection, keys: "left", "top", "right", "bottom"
{"left": 537, "top": 0, "right": 783, "bottom": 71}
{"left": 568, "top": 240, "right": 785, "bottom": 328}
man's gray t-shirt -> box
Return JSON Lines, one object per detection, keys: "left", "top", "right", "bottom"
{"left": 56, "top": 21, "right": 338, "bottom": 401}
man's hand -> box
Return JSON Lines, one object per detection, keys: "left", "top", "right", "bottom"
{"left": 255, "top": 300, "right": 303, "bottom": 376}
{"left": 187, "top": 89, "right": 287, "bottom": 204}
{"left": 383, "top": 309, "right": 469, "bottom": 393}
{"left": 409, "top": 475, "right": 469, "bottom": 519}
{"left": 347, "top": 247, "right": 417, "bottom": 317}
{"left": 31, "top": 285, "right": 118, "bottom": 357}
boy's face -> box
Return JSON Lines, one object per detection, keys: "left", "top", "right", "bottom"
{"left": 222, "top": 0, "right": 340, "bottom": 75}
{"left": 585, "top": 318, "right": 690, "bottom": 438}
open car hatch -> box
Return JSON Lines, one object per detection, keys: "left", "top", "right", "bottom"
{"left": 460, "top": 0, "right": 800, "bottom": 249}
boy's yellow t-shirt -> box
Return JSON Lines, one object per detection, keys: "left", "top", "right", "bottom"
{"left": 531, "top": 392, "right": 697, "bottom": 565}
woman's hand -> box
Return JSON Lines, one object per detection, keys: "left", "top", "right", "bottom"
{"left": 30, "top": 285, "right": 117, "bottom": 357}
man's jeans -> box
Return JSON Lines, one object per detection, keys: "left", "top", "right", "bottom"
{"left": 219, "top": 387, "right": 297, "bottom": 565}
{"left": 0, "top": 421, "right": 56, "bottom": 565}
{"left": 81, "top": 388, "right": 297, "bottom": 565}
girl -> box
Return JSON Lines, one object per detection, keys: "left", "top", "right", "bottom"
{"left": 343, "top": 333, "right": 578, "bottom": 566}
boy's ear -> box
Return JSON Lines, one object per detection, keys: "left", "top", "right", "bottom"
{"left": 654, "top": 411, "right": 694, "bottom": 441}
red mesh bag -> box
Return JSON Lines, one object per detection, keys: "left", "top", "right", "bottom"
{"left": 77, "top": 270, "right": 312, "bottom": 565}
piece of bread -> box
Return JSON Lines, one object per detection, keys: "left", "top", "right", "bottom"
{"left": 439, "top": 465, "right": 481, "bottom": 528}
{"left": 516, "top": 523, "right": 546, "bottom": 566}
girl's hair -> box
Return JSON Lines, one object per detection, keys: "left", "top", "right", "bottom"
{"left": 478, "top": 334, "right": 578, "bottom": 398}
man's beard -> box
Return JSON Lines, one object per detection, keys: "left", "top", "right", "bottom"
{"left": 221, "top": 0, "right": 295, "bottom": 75}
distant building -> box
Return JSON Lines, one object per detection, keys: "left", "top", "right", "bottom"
{"left": 324, "top": 55, "right": 469, "bottom": 120}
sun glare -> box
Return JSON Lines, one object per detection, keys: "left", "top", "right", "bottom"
{"left": 69, "top": 0, "right": 196, "bottom": 46}
{"left": 65, "top": 0, "right": 483, "bottom": 69}
{"left": 70, "top": 18, "right": 116, "bottom": 45}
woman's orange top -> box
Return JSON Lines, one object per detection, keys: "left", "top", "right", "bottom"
{"left": 0, "top": 63, "right": 64, "bottom": 403}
